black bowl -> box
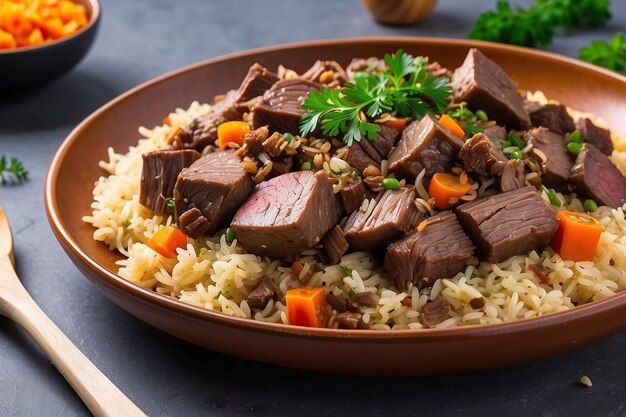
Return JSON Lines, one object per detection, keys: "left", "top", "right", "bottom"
{"left": 0, "top": 0, "right": 101, "bottom": 95}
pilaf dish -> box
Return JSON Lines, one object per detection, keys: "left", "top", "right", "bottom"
{"left": 83, "top": 48, "right": 626, "bottom": 330}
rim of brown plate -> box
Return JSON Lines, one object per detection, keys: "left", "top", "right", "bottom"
{"left": 0, "top": 0, "right": 100, "bottom": 55}
{"left": 45, "top": 36, "right": 626, "bottom": 341}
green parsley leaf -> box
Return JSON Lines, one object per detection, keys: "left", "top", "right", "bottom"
{"left": 579, "top": 33, "right": 626, "bottom": 72}
{"left": 341, "top": 265, "right": 354, "bottom": 277}
{"left": 214, "top": 291, "right": 222, "bottom": 300}
{"left": 0, "top": 155, "right": 29, "bottom": 185}
{"left": 300, "top": 49, "right": 452, "bottom": 145}
{"left": 536, "top": 0, "right": 611, "bottom": 33}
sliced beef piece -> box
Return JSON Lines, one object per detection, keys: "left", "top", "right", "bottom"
{"left": 483, "top": 124, "right": 507, "bottom": 140}
{"left": 384, "top": 211, "right": 477, "bottom": 291}
{"left": 251, "top": 78, "right": 323, "bottom": 135}
{"left": 523, "top": 127, "right": 573, "bottom": 193}
{"left": 570, "top": 144, "right": 626, "bottom": 208}
{"left": 576, "top": 118, "right": 614, "bottom": 156}
{"left": 420, "top": 299, "right": 451, "bottom": 328}
{"left": 456, "top": 186, "right": 558, "bottom": 263}
{"left": 451, "top": 48, "right": 531, "bottom": 129}
{"left": 341, "top": 126, "right": 400, "bottom": 173}
{"left": 353, "top": 291, "right": 376, "bottom": 307}
{"left": 231, "top": 171, "right": 343, "bottom": 258}
{"left": 496, "top": 159, "right": 526, "bottom": 192}
{"left": 174, "top": 151, "right": 253, "bottom": 238}
{"left": 340, "top": 178, "right": 373, "bottom": 214}
{"left": 334, "top": 312, "right": 362, "bottom": 329}
{"left": 269, "top": 157, "right": 293, "bottom": 177}
{"left": 458, "top": 132, "right": 507, "bottom": 176}
{"left": 320, "top": 226, "right": 349, "bottom": 265}
{"left": 300, "top": 60, "right": 348, "bottom": 86}
{"left": 327, "top": 293, "right": 350, "bottom": 312}
{"left": 246, "top": 278, "right": 277, "bottom": 309}
{"left": 529, "top": 104, "right": 575, "bottom": 136}
{"left": 172, "top": 90, "right": 247, "bottom": 151}
{"left": 388, "top": 115, "right": 464, "bottom": 178}
{"left": 237, "top": 63, "right": 280, "bottom": 103}
{"left": 140, "top": 149, "right": 200, "bottom": 213}
{"left": 344, "top": 188, "right": 423, "bottom": 251}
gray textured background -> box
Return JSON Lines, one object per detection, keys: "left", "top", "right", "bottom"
{"left": 1, "top": 0, "right": 625, "bottom": 416}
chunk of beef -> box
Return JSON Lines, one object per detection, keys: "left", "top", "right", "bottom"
{"left": 246, "top": 278, "right": 277, "bottom": 309}
{"left": 341, "top": 127, "right": 400, "bottom": 173}
{"left": 174, "top": 151, "right": 254, "bottom": 238}
{"left": 344, "top": 188, "right": 423, "bottom": 251}
{"left": 353, "top": 291, "right": 376, "bottom": 307}
{"left": 523, "top": 127, "right": 573, "bottom": 192}
{"left": 529, "top": 104, "right": 575, "bottom": 135}
{"left": 251, "top": 78, "right": 323, "bottom": 135}
{"left": 456, "top": 186, "right": 558, "bottom": 263}
{"left": 327, "top": 293, "right": 350, "bottom": 312}
{"left": 340, "top": 178, "right": 373, "bottom": 214}
{"left": 320, "top": 226, "right": 349, "bottom": 265}
{"left": 172, "top": 64, "right": 280, "bottom": 151}
{"left": 384, "top": 211, "right": 477, "bottom": 291}
{"left": 140, "top": 149, "right": 200, "bottom": 213}
{"left": 420, "top": 299, "right": 451, "bottom": 328}
{"left": 483, "top": 124, "right": 507, "bottom": 140}
{"left": 496, "top": 159, "right": 526, "bottom": 192}
{"left": 231, "top": 171, "right": 343, "bottom": 257}
{"left": 388, "top": 115, "right": 464, "bottom": 178}
{"left": 458, "top": 133, "right": 507, "bottom": 176}
{"left": 451, "top": 48, "right": 530, "bottom": 129}
{"left": 300, "top": 60, "right": 348, "bottom": 86}
{"left": 240, "top": 126, "right": 269, "bottom": 157}
{"left": 172, "top": 90, "right": 248, "bottom": 151}
{"left": 237, "top": 63, "right": 280, "bottom": 103}
{"left": 334, "top": 312, "right": 362, "bottom": 329}
{"left": 576, "top": 118, "right": 614, "bottom": 156}
{"left": 570, "top": 144, "right": 626, "bottom": 208}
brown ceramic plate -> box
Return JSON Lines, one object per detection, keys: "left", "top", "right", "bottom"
{"left": 45, "top": 37, "right": 626, "bottom": 375}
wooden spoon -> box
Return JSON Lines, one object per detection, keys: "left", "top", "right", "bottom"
{"left": 0, "top": 206, "right": 147, "bottom": 417}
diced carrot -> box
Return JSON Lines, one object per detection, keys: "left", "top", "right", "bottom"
{"left": 147, "top": 226, "right": 188, "bottom": 258}
{"left": 162, "top": 116, "right": 172, "bottom": 126}
{"left": 439, "top": 114, "right": 465, "bottom": 138}
{"left": 217, "top": 121, "right": 250, "bottom": 150}
{"left": 291, "top": 261, "right": 304, "bottom": 276}
{"left": 27, "top": 27, "right": 43, "bottom": 44}
{"left": 42, "top": 17, "right": 64, "bottom": 39}
{"left": 0, "top": 29, "right": 17, "bottom": 49}
{"left": 551, "top": 211, "right": 602, "bottom": 262}
{"left": 428, "top": 172, "right": 471, "bottom": 210}
{"left": 286, "top": 287, "right": 328, "bottom": 328}
{"left": 383, "top": 117, "right": 407, "bottom": 133}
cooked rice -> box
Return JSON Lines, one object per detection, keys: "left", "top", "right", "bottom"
{"left": 83, "top": 100, "right": 626, "bottom": 330}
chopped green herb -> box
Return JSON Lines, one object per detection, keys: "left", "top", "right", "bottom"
{"left": 214, "top": 291, "right": 222, "bottom": 300}
{"left": 0, "top": 155, "right": 29, "bottom": 185}
{"left": 537, "top": 258, "right": 545, "bottom": 269}
{"left": 447, "top": 106, "right": 484, "bottom": 136}
{"left": 282, "top": 132, "right": 294, "bottom": 143}
{"left": 341, "top": 265, "right": 354, "bottom": 277}
{"left": 225, "top": 227, "right": 235, "bottom": 244}
{"left": 382, "top": 177, "right": 400, "bottom": 190}
{"left": 584, "top": 199, "right": 598, "bottom": 212}
{"left": 475, "top": 109, "right": 488, "bottom": 122}
{"left": 347, "top": 288, "right": 355, "bottom": 297}
{"left": 546, "top": 188, "right": 561, "bottom": 207}
{"left": 509, "top": 150, "right": 523, "bottom": 160}
{"left": 508, "top": 130, "right": 525, "bottom": 149}
{"left": 122, "top": 220, "right": 131, "bottom": 228}
{"left": 567, "top": 141, "right": 582, "bottom": 155}
{"left": 164, "top": 197, "right": 175, "bottom": 209}
{"left": 301, "top": 161, "right": 312, "bottom": 171}
{"left": 300, "top": 49, "right": 452, "bottom": 145}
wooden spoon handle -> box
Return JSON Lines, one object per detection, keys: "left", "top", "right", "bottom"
{"left": 1, "top": 260, "right": 146, "bottom": 417}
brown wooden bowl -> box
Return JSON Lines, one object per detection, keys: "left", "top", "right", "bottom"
{"left": 0, "top": 0, "right": 100, "bottom": 95}
{"left": 45, "top": 37, "right": 626, "bottom": 375}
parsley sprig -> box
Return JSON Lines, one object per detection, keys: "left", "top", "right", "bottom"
{"left": 0, "top": 155, "right": 28, "bottom": 185}
{"left": 579, "top": 33, "right": 626, "bottom": 72}
{"left": 469, "top": 0, "right": 611, "bottom": 48}
{"left": 447, "top": 106, "right": 486, "bottom": 136}
{"left": 299, "top": 49, "right": 452, "bottom": 145}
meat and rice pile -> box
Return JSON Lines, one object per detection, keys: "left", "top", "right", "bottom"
{"left": 84, "top": 48, "right": 626, "bottom": 330}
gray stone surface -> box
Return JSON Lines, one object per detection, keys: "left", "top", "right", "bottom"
{"left": 0, "top": 0, "right": 625, "bottom": 415}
